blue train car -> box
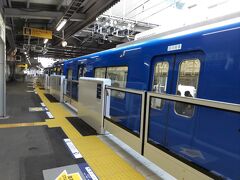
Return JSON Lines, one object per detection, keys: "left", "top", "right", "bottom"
{"left": 44, "top": 61, "right": 64, "bottom": 76}
{"left": 63, "top": 21, "right": 240, "bottom": 179}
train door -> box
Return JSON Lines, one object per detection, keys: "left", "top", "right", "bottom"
{"left": 166, "top": 52, "right": 202, "bottom": 153}
{"left": 78, "top": 65, "right": 86, "bottom": 79}
{"left": 66, "top": 68, "right": 73, "bottom": 96}
{"left": 73, "top": 65, "right": 86, "bottom": 100}
{"left": 148, "top": 52, "right": 202, "bottom": 150}
{"left": 148, "top": 55, "right": 175, "bottom": 145}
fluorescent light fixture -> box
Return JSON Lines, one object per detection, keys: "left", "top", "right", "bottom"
{"left": 62, "top": 40, "right": 67, "bottom": 47}
{"left": 44, "top": 39, "right": 48, "bottom": 44}
{"left": 27, "top": 58, "right": 31, "bottom": 65}
{"left": 56, "top": 19, "right": 67, "bottom": 31}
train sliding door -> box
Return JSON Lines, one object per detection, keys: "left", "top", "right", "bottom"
{"left": 148, "top": 55, "right": 175, "bottom": 146}
{"left": 145, "top": 51, "right": 207, "bottom": 179}
{"left": 148, "top": 52, "right": 202, "bottom": 149}
{"left": 72, "top": 64, "right": 86, "bottom": 102}
{"left": 167, "top": 52, "right": 202, "bottom": 153}
{"left": 78, "top": 65, "right": 86, "bottom": 78}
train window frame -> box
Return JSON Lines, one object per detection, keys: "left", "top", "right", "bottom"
{"left": 174, "top": 59, "right": 201, "bottom": 118}
{"left": 94, "top": 66, "right": 129, "bottom": 87}
{"left": 106, "top": 66, "right": 128, "bottom": 99}
{"left": 56, "top": 67, "right": 61, "bottom": 75}
{"left": 106, "top": 66, "right": 128, "bottom": 88}
{"left": 94, "top": 67, "right": 107, "bottom": 78}
{"left": 94, "top": 66, "right": 129, "bottom": 99}
{"left": 151, "top": 61, "right": 169, "bottom": 110}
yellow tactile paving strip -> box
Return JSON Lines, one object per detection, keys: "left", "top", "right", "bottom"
{"left": 0, "top": 122, "right": 47, "bottom": 128}
{"left": 36, "top": 87, "right": 145, "bottom": 180}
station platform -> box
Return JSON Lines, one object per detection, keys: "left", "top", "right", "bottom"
{"left": 0, "top": 80, "right": 171, "bottom": 180}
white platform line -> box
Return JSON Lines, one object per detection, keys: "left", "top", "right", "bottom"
{"left": 64, "top": 138, "right": 83, "bottom": 159}
{"left": 26, "top": 90, "right": 34, "bottom": 93}
{"left": 64, "top": 102, "right": 78, "bottom": 113}
{"left": 40, "top": 102, "right": 46, "bottom": 107}
{"left": 46, "top": 111, "right": 54, "bottom": 119}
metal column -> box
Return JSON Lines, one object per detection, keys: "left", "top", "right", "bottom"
{"left": 0, "top": 38, "right": 6, "bottom": 118}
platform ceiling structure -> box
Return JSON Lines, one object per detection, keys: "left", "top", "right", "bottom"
{"left": 1, "top": 0, "right": 121, "bottom": 62}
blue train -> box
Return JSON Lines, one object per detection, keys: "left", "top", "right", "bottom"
{"left": 52, "top": 21, "right": 240, "bottom": 179}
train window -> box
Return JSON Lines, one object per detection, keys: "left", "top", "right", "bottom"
{"left": 50, "top": 69, "right": 54, "bottom": 75}
{"left": 67, "top": 69, "right": 73, "bottom": 80}
{"left": 151, "top": 61, "right": 169, "bottom": 109}
{"left": 94, "top": 68, "right": 106, "bottom": 78}
{"left": 57, "top": 67, "right": 61, "bottom": 75}
{"left": 106, "top": 67, "right": 128, "bottom": 88}
{"left": 106, "top": 66, "right": 128, "bottom": 98}
{"left": 175, "top": 59, "right": 200, "bottom": 117}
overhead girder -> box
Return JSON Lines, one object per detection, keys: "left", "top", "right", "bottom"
{"left": 4, "top": 0, "right": 121, "bottom": 59}
{"left": 54, "top": 0, "right": 120, "bottom": 45}
{"left": 4, "top": 8, "right": 64, "bottom": 20}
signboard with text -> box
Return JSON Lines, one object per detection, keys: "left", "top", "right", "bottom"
{"left": 23, "top": 27, "right": 52, "bottom": 39}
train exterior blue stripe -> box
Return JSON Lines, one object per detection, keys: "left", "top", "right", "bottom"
{"left": 62, "top": 22, "right": 240, "bottom": 179}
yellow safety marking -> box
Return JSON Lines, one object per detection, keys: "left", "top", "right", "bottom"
{"left": 0, "top": 122, "right": 47, "bottom": 128}
{"left": 55, "top": 170, "right": 82, "bottom": 180}
{"left": 36, "top": 87, "right": 145, "bottom": 180}
{"left": 67, "top": 173, "right": 81, "bottom": 180}
{"left": 55, "top": 170, "right": 68, "bottom": 180}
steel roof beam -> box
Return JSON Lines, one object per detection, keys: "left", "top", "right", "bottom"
{"left": 54, "top": 0, "right": 120, "bottom": 45}
{"left": 26, "top": 0, "right": 30, "bottom": 8}
{"left": 69, "top": 13, "right": 87, "bottom": 22}
{"left": 57, "top": 0, "right": 65, "bottom": 11}
{"left": 4, "top": 8, "right": 63, "bottom": 20}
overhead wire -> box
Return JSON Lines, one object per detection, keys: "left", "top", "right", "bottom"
{"left": 138, "top": 0, "right": 183, "bottom": 22}
{"left": 128, "top": 0, "right": 168, "bottom": 19}
{"left": 124, "top": 0, "right": 151, "bottom": 16}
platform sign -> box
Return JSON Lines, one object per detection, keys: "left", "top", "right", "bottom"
{"left": 78, "top": 163, "right": 98, "bottom": 180}
{"left": 17, "top": 64, "right": 28, "bottom": 69}
{"left": 96, "top": 84, "right": 102, "bottom": 99}
{"left": 64, "top": 139, "right": 83, "bottom": 159}
{"left": 23, "top": 27, "right": 52, "bottom": 39}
